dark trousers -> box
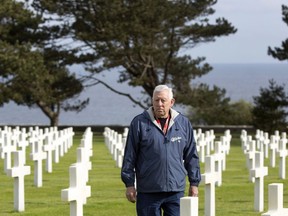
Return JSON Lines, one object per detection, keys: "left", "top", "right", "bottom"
{"left": 136, "top": 191, "right": 184, "bottom": 216}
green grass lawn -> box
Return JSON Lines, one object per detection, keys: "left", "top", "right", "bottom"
{"left": 0, "top": 130, "right": 287, "bottom": 215}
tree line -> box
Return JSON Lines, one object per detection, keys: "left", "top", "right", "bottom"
{"left": 0, "top": 0, "right": 287, "bottom": 133}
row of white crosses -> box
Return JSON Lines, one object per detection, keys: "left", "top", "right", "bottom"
{"left": 180, "top": 178, "right": 288, "bottom": 216}
{"left": 242, "top": 129, "right": 288, "bottom": 176}
{"left": 195, "top": 128, "right": 231, "bottom": 166}
{"left": 29, "top": 127, "right": 75, "bottom": 187}
{"left": 242, "top": 129, "right": 288, "bottom": 179}
{"left": 180, "top": 129, "right": 232, "bottom": 216}
{"left": 0, "top": 126, "right": 75, "bottom": 212}
{"left": 195, "top": 129, "right": 215, "bottom": 163}
{"left": 241, "top": 130, "right": 268, "bottom": 212}
{"left": 61, "top": 127, "right": 93, "bottom": 216}
{"left": 241, "top": 129, "right": 288, "bottom": 213}
{"left": 185, "top": 128, "right": 288, "bottom": 216}
{"left": 103, "top": 127, "right": 129, "bottom": 168}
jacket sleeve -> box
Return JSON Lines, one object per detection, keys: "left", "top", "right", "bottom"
{"left": 121, "top": 120, "right": 139, "bottom": 188}
{"left": 183, "top": 121, "right": 201, "bottom": 186}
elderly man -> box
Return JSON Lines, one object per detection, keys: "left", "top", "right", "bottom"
{"left": 121, "top": 84, "right": 201, "bottom": 216}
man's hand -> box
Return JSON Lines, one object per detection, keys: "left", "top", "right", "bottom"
{"left": 126, "top": 186, "right": 137, "bottom": 203}
{"left": 188, "top": 185, "right": 198, "bottom": 197}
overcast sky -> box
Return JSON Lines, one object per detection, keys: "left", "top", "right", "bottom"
{"left": 185, "top": 0, "right": 288, "bottom": 64}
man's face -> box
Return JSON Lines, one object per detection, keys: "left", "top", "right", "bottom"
{"left": 152, "top": 90, "right": 175, "bottom": 118}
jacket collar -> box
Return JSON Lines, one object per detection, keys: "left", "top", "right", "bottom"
{"left": 146, "top": 107, "right": 179, "bottom": 130}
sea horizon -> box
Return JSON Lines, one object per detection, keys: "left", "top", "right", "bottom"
{"left": 0, "top": 62, "right": 287, "bottom": 126}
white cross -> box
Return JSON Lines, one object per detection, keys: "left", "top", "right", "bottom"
{"left": 213, "top": 141, "right": 225, "bottom": 187}
{"left": 255, "top": 129, "right": 261, "bottom": 149}
{"left": 243, "top": 135, "right": 253, "bottom": 154}
{"left": 205, "top": 130, "right": 211, "bottom": 155}
{"left": 201, "top": 155, "right": 219, "bottom": 216}
{"left": 223, "top": 129, "right": 231, "bottom": 154}
{"left": 112, "top": 134, "right": 122, "bottom": 161}
{"left": 67, "top": 127, "right": 75, "bottom": 149}
{"left": 180, "top": 197, "right": 198, "bottom": 216}
{"left": 43, "top": 131, "right": 55, "bottom": 173}
{"left": 250, "top": 151, "right": 268, "bottom": 212}
{"left": 53, "top": 129, "right": 60, "bottom": 163}
{"left": 262, "top": 183, "right": 288, "bottom": 216}
{"left": 58, "top": 130, "right": 65, "bottom": 157}
{"left": 269, "top": 135, "right": 278, "bottom": 168}
{"left": 246, "top": 140, "right": 256, "bottom": 182}
{"left": 197, "top": 133, "right": 206, "bottom": 163}
{"left": 17, "top": 128, "right": 29, "bottom": 162}
{"left": 30, "top": 132, "right": 47, "bottom": 187}
{"left": 1, "top": 131, "right": 17, "bottom": 173}
{"left": 7, "top": 150, "right": 31, "bottom": 212}
{"left": 61, "top": 163, "right": 91, "bottom": 216}
{"left": 82, "top": 127, "right": 93, "bottom": 150}
{"left": 274, "top": 130, "right": 280, "bottom": 147}
{"left": 209, "top": 129, "right": 215, "bottom": 151}
{"left": 240, "top": 130, "right": 248, "bottom": 152}
{"left": 263, "top": 132, "right": 270, "bottom": 158}
{"left": 76, "top": 147, "right": 92, "bottom": 183}
{"left": 278, "top": 135, "right": 288, "bottom": 179}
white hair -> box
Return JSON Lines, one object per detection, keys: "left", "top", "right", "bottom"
{"left": 153, "top": 85, "right": 173, "bottom": 99}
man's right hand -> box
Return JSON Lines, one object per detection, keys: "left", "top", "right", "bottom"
{"left": 126, "top": 186, "right": 137, "bottom": 203}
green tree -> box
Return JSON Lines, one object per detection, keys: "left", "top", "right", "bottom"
{"left": 188, "top": 84, "right": 231, "bottom": 124}
{"left": 268, "top": 5, "right": 288, "bottom": 61}
{"left": 265, "top": 4, "right": 288, "bottom": 133}
{"left": 252, "top": 79, "right": 288, "bottom": 133}
{"left": 228, "top": 100, "right": 253, "bottom": 125}
{"left": 31, "top": 0, "right": 236, "bottom": 109}
{"left": 188, "top": 84, "right": 253, "bottom": 125}
{"left": 0, "top": 0, "right": 88, "bottom": 126}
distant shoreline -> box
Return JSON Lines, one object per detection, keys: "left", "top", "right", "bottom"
{"left": 0, "top": 124, "right": 255, "bottom": 134}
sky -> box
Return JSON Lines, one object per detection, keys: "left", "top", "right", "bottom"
{"left": 187, "top": 0, "right": 288, "bottom": 64}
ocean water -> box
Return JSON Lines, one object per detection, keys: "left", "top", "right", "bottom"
{"left": 0, "top": 63, "right": 287, "bottom": 126}
{"left": 194, "top": 63, "right": 287, "bottom": 102}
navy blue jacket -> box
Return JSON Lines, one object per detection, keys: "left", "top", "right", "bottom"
{"left": 121, "top": 107, "right": 201, "bottom": 193}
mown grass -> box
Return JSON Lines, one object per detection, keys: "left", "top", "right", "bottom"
{"left": 0, "top": 130, "right": 287, "bottom": 215}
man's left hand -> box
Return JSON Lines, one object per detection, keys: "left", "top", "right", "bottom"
{"left": 188, "top": 185, "right": 198, "bottom": 197}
